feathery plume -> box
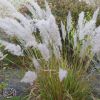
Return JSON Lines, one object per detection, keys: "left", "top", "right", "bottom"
{"left": 77, "top": 11, "right": 85, "bottom": 37}
{"left": 61, "top": 21, "right": 66, "bottom": 40}
{"left": 0, "top": 40, "right": 23, "bottom": 56}
{"left": 21, "top": 71, "right": 37, "bottom": 85}
{"left": 92, "top": 8, "right": 99, "bottom": 21}
{"left": 78, "top": 8, "right": 99, "bottom": 40}
{"left": 0, "top": 18, "right": 37, "bottom": 47}
{"left": 45, "top": 0, "right": 51, "bottom": 18}
{"left": 0, "top": 0, "right": 16, "bottom": 17}
{"left": 67, "top": 11, "right": 72, "bottom": 33}
{"left": 74, "top": 31, "right": 77, "bottom": 48}
{"left": 32, "top": 57, "right": 40, "bottom": 69}
{"left": 59, "top": 68, "right": 68, "bottom": 82}
{"left": 36, "top": 15, "right": 61, "bottom": 48}
{"left": 38, "top": 43, "right": 50, "bottom": 61}
{"left": 24, "top": 1, "right": 44, "bottom": 19}
{"left": 92, "top": 26, "right": 100, "bottom": 53}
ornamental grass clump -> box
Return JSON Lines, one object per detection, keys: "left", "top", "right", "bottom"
{"left": 0, "top": 0, "right": 100, "bottom": 99}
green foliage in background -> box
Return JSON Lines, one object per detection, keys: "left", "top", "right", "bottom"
{"left": 37, "top": 0, "right": 100, "bottom": 25}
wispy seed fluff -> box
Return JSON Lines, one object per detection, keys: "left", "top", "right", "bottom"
{"left": 61, "top": 21, "right": 66, "bottom": 41}
{"left": 38, "top": 43, "right": 50, "bottom": 61}
{"left": 78, "top": 9, "right": 99, "bottom": 40}
{"left": 0, "top": 0, "right": 17, "bottom": 17}
{"left": 0, "top": 17, "right": 37, "bottom": 48}
{"left": 36, "top": 15, "right": 62, "bottom": 48}
{"left": 77, "top": 11, "right": 85, "bottom": 38}
{"left": 32, "top": 57, "right": 40, "bottom": 69}
{"left": 25, "top": 0, "right": 44, "bottom": 19}
{"left": 0, "top": 40, "right": 23, "bottom": 56}
{"left": 92, "top": 26, "right": 100, "bottom": 53}
{"left": 59, "top": 68, "right": 68, "bottom": 82}
{"left": 67, "top": 11, "right": 72, "bottom": 33}
{"left": 5, "top": 43, "right": 23, "bottom": 56}
{"left": 21, "top": 71, "right": 37, "bottom": 85}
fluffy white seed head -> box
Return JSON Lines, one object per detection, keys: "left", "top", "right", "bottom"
{"left": 59, "top": 68, "right": 68, "bottom": 82}
{"left": 36, "top": 19, "right": 50, "bottom": 45}
{"left": 61, "top": 21, "right": 66, "bottom": 40}
{"left": 79, "top": 20, "right": 96, "bottom": 40}
{"left": 92, "top": 8, "right": 99, "bottom": 21}
{"left": 77, "top": 8, "right": 99, "bottom": 40}
{"left": 74, "top": 32, "right": 78, "bottom": 48}
{"left": 77, "top": 11, "right": 85, "bottom": 35}
{"left": 36, "top": 15, "right": 61, "bottom": 48}
{"left": 0, "top": 0, "right": 16, "bottom": 17}
{"left": 25, "top": 0, "right": 44, "bottom": 19}
{"left": 0, "top": 17, "right": 37, "bottom": 48}
{"left": 0, "top": 40, "right": 23, "bottom": 56}
{"left": 5, "top": 44, "right": 23, "bottom": 56}
{"left": 32, "top": 57, "right": 40, "bottom": 69}
{"left": 67, "top": 11, "right": 72, "bottom": 33}
{"left": 21, "top": 71, "right": 37, "bottom": 85}
{"left": 38, "top": 43, "right": 50, "bottom": 61}
{"left": 45, "top": 0, "right": 51, "bottom": 18}
{"left": 92, "top": 26, "right": 100, "bottom": 53}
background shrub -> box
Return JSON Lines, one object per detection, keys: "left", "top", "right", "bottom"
{"left": 37, "top": 0, "right": 100, "bottom": 25}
